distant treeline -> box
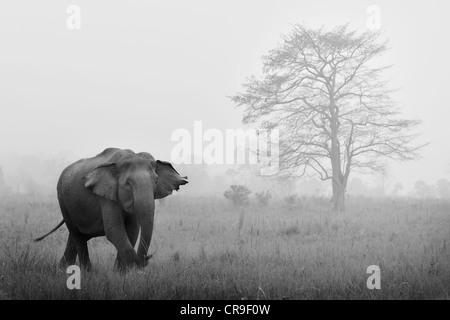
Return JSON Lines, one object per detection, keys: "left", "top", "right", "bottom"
{"left": 0, "top": 157, "right": 449, "bottom": 199}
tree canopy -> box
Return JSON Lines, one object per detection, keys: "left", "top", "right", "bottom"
{"left": 231, "top": 24, "right": 425, "bottom": 211}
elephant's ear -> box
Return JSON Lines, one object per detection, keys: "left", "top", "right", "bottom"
{"left": 155, "top": 160, "right": 188, "bottom": 199}
{"left": 84, "top": 163, "right": 118, "bottom": 202}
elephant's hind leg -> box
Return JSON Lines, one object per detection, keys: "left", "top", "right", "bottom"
{"left": 60, "top": 234, "right": 78, "bottom": 268}
{"left": 71, "top": 232, "right": 92, "bottom": 270}
{"left": 57, "top": 198, "right": 90, "bottom": 269}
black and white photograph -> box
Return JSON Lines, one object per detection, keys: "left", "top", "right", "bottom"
{"left": 0, "top": 0, "right": 449, "bottom": 305}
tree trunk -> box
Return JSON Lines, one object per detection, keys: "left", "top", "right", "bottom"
{"left": 329, "top": 97, "right": 347, "bottom": 213}
{"left": 332, "top": 181, "right": 346, "bottom": 213}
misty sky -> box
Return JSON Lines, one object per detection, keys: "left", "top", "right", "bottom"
{"left": 1, "top": 0, "right": 449, "bottom": 191}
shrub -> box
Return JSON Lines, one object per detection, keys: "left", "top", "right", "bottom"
{"left": 284, "top": 194, "right": 298, "bottom": 206}
{"left": 224, "top": 185, "right": 252, "bottom": 206}
{"left": 255, "top": 191, "right": 272, "bottom": 206}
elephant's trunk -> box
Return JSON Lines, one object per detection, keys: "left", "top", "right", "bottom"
{"left": 134, "top": 189, "right": 155, "bottom": 267}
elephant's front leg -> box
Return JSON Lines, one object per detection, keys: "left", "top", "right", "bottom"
{"left": 115, "top": 215, "right": 140, "bottom": 271}
{"left": 100, "top": 199, "right": 141, "bottom": 269}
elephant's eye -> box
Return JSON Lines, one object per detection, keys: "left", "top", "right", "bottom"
{"left": 124, "top": 183, "right": 132, "bottom": 190}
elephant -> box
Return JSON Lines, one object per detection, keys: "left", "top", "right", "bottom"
{"left": 34, "top": 148, "right": 188, "bottom": 270}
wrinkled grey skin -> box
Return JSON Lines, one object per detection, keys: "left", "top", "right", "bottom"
{"left": 35, "top": 148, "right": 188, "bottom": 271}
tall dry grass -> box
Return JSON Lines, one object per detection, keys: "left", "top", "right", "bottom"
{"left": 0, "top": 193, "right": 449, "bottom": 299}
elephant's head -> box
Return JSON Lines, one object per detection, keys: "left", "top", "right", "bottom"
{"left": 84, "top": 152, "right": 187, "bottom": 266}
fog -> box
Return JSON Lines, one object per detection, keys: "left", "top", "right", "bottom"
{"left": 1, "top": 0, "right": 449, "bottom": 197}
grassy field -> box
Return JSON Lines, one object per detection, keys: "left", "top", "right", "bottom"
{"left": 0, "top": 193, "right": 449, "bottom": 300}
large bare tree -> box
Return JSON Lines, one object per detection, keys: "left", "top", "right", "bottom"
{"left": 231, "top": 25, "right": 425, "bottom": 212}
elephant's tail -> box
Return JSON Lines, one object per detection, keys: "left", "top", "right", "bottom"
{"left": 34, "top": 220, "right": 65, "bottom": 242}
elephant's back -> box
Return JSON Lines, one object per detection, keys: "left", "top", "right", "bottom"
{"left": 57, "top": 147, "right": 126, "bottom": 190}
{"left": 57, "top": 158, "right": 91, "bottom": 194}
{"left": 57, "top": 158, "right": 103, "bottom": 233}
